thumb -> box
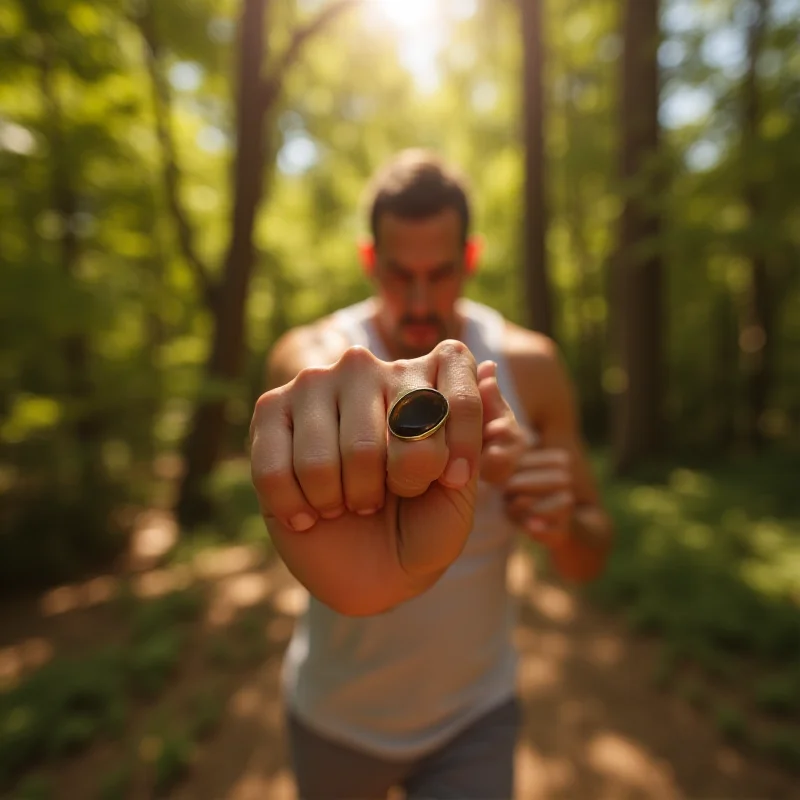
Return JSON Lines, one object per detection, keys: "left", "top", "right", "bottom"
{"left": 477, "top": 361, "right": 510, "bottom": 424}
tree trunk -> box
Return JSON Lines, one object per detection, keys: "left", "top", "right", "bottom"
{"left": 560, "top": 42, "right": 606, "bottom": 438}
{"left": 176, "top": 0, "right": 272, "bottom": 527}
{"left": 520, "top": 0, "right": 554, "bottom": 338}
{"left": 612, "top": 0, "right": 664, "bottom": 474}
{"left": 712, "top": 289, "right": 739, "bottom": 452}
{"left": 740, "top": 0, "right": 772, "bottom": 451}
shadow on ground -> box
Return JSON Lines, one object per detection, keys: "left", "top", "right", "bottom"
{"left": 1, "top": 540, "right": 796, "bottom": 800}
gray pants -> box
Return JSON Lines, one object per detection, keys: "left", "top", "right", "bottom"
{"left": 285, "top": 696, "right": 521, "bottom": 800}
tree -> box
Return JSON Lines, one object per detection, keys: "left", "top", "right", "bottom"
{"left": 135, "top": 0, "right": 359, "bottom": 528}
{"left": 739, "top": 0, "right": 773, "bottom": 451}
{"left": 612, "top": 0, "right": 664, "bottom": 473}
{"left": 520, "top": 0, "right": 555, "bottom": 338}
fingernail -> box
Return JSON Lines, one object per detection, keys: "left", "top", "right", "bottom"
{"left": 290, "top": 512, "right": 316, "bottom": 532}
{"left": 320, "top": 505, "right": 346, "bottom": 520}
{"left": 357, "top": 507, "right": 379, "bottom": 516}
{"left": 443, "top": 458, "right": 470, "bottom": 488}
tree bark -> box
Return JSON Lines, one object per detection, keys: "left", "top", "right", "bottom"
{"left": 740, "top": 0, "right": 772, "bottom": 451}
{"left": 175, "top": 0, "right": 271, "bottom": 527}
{"left": 560, "top": 41, "right": 606, "bottom": 437}
{"left": 520, "top": 0, "right": 554, "bottom": 338}
{"left": 612, "top": 0, "right": 664, "bottom": 474}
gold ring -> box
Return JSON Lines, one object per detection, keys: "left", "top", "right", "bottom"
{"left": 387, "top": 387, "right": 450, "bottom": 442}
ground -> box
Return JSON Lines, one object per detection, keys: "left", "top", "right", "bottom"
{"left": 1, "top": 506, "right": 796, "bottom": 800}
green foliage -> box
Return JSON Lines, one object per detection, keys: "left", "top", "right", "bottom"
{"left": 755, "top": 673, "right": 800, "bottom": 717}
{"left": 714, "top": 703, "right": 748, "bottom": 744}
{"left": 761, "top": 728, "right": 800, "bottom": 772}
{"left": 127, "top": 630, "right": 183, "bottom": 700}
{"left": 591, "top": 449, "right": 800, "bottom": 770}
{"left": 11, "top": 773, "right": 53, "bottom": 800}
{"left": 153, "top": 730, "right": 194, "bottom": 797}
{"left": 95, "top": 759, "right": 134, "bottom": 800}
{"left": 591, "top": 451, "right": 800, "bottom": 665}
{"left": 138, "top": 715, "right": 197, "bottom": 798}
{"left": 0, "top": 648, "right": 127, "bottom": 785}
{"left": 0, "top": 587, "right": 204, "bottom": 791}
{"left": 188, "top": 687, "right": 225, "bottom": 740}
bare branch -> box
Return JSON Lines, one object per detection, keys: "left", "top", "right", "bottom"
{"left": 136, "top": 4, "right": 217, "bottom": 310}
{"left": 260, "top": 0, "right": 360, "bottom": 109}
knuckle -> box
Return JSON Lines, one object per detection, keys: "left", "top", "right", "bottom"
{"left": 449, "top": 389, "right": 483, "bottom": 420}
{"left": 388, "top": 473, "right": 430, "bottom": 498}
{"left": 292, "top": 365, "right": 332, "bottom": 391}
{"left": 341, "top": 438, "right": 385, "bottom": 467}
{"left": 253, "top": 388, "right": 283, "bottom": 418}
{"left": 337, "top": 345, "right": 378, "bottom": 369}
{"left": 252, "top": 463, "right": 291, "bottom": 498}
{"left": 294, "top": 453, "right": 340, "bottom": 483}
{"left": 436, "top": 338, "right": 472, "bottom": 361}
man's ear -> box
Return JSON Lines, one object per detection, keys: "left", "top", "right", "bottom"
{"left": 358, "top": 239, "right": 376, "bottom": 276}
{"left": 464, "top": 235, "right": 483, "bottom": 275}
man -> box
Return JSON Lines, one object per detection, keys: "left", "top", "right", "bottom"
{"left": 249, "top": 150, "right": 613, "bottom": 799}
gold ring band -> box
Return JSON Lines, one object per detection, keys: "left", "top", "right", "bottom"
{"left": 387, "top": 387, "right": 450, "bottom": 442}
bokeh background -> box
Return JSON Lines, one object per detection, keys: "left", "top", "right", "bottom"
{"left": 1, "top": 0, "right": 799, "bottom": 797}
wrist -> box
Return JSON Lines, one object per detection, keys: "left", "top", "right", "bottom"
{"left": 545, "top": 506, "right": 612, "bottom": 583}
{"left": 549, "top": 506, "right": 612, "bottom": 553}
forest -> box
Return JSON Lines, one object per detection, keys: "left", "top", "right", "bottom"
{"left": 0, "top": 0, "right": 798, "bottom": 797}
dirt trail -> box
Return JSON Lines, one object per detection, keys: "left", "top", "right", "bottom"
{"left": 1, "top": 542, "right": 795, "bottom": 799}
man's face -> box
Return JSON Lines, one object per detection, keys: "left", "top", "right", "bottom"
{"left": 371, "top": 208, "right": 471, "bottom": 359}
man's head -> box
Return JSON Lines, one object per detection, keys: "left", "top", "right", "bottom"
{"left": 359, "top": 149, "right": 480, "bottom": 358}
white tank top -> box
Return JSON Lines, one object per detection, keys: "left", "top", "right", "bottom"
{"left": 281, "top": 297, "right": 531, "bottom": 759}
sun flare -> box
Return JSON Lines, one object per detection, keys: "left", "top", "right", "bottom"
{"left": 371, "top": 0, "right": 437, "bottom": 31}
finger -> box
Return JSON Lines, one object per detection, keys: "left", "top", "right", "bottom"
{"left": 336, "top": 347, "right": 387, "bottom": 515}
{"left": 504, "top": 467, "right": 571, "bottom": 495}
{"left": 250, "top": 389, "right": 319, "bottom": 532}
{"left": 483, "top": 416, "right": 517, "bottom": 442}
{"left": 481, "top": 418, "right": 524, "bottom": 484}
{"left": 529, "top": 490, "right": 574, "bottom": 515}
{"left": 481, "top": 443, "right": 518, "bottom": 484}
{"left": 434, "top": 340, "right": 482, "bottom": 489}
{"left": 477, "top": 361, "right": 511, "bottom": 425}
{"left": 505, "top": 490, "right": 574, "bottom": 521}
{"left": 386, "top": 381, "right": 449, "bottom": 498}
{"left": 290, "top": 367, "right": 345, "bottom": 519}
{"left": 516, "top": 448, "right": 570, "bottom": 470}
{"left": 476, "top": 359, "right": 496, "bottom": 383}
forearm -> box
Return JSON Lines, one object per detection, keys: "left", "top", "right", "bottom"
{"left": 547, "top": 504, "right": 613, "bottom": 583}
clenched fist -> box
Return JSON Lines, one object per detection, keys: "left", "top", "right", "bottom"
{"left": 502, "top": 437, "right": 575, "bottom": 541}
{"left": 249, "top": 339, "right": 521, "bottom": 617}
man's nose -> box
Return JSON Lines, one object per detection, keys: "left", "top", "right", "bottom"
{"left": 407, "top": 278, "right": 432, "bottom": 315}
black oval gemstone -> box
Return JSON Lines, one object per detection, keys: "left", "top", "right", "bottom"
{"left": 389, "top": 389, "right": 449, "bottom": 439}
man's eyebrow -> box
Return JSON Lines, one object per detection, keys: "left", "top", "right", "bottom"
{"left": 385, "top": 260, "right": 457, "bottom": 274}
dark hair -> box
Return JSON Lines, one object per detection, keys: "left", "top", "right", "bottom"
{"left": 366, "top": 149, "right": 472, "bottom": 245}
